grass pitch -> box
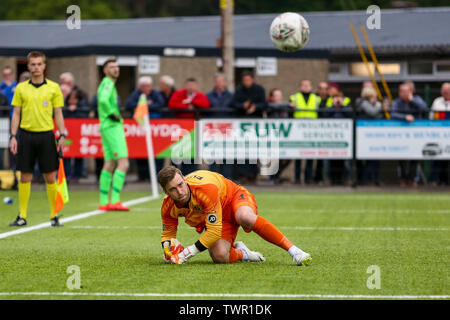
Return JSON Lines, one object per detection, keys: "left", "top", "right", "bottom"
{"left": 0, "top": 190, "right": 449, "bottom": 300}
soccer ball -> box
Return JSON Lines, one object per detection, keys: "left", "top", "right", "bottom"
{"left": 3, "top": 197, "right": 13, "bottom": 205}
{"left": 270, "top": 12, "right": 310, "bottom": 52}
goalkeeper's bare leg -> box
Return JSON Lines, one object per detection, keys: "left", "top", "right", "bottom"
{"left": 235, "top": 206, "right": 312, "bottom": 266}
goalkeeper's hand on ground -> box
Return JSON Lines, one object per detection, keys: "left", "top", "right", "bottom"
{"left": 162, "top": 239, "right": 184, "bottom": 263}
{"left": 170, "top": 244, "right": 200, "bottom": 265}
{"left": 108, "top": 114, "right": 122, "bottom": 122}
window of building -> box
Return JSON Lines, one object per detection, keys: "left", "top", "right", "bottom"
{"left": 349, "top": 62, "right": 401, "bottom": 76}
{"left": 435, "top": 61, "right": 450, "bottom": 74}
{"left": 329, "top": 63, "right": 341, "bottom": 74}
{"left": 408, "top": 61, "right": 433, "bottom": 75}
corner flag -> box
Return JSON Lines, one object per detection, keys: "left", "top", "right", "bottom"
{"left": 55, "top": 157, "right": 69, "bottom": 214}
{"left": 133, "top": 93, "right": 159, "bottom": 198}
{"left": 133, "top": 93, "right": 149, "bottom": 125}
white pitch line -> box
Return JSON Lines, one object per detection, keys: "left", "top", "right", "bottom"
{"left": 0, "top": 195, "right": 160, "bottom": 240}
{"left": 261, "top": 194, "right": 450, "bottom": 201}
{"left": 285, "top": 226, "right": 450, "bottom": 231}
{"left": 70, "top": 225, "right": 161, "bottom": 230}
{"left": 270, "top": 209, "right": 450, "bottom": 214}
{"left": 67, "top": 225, "right": 449, "bottom": 232}
{"left": 0, "top": 292, "right": 448, "bottom": 299}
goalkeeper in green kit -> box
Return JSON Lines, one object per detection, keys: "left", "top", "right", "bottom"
{"left": 97, "top": 58, "right": 130, "bottom": 211}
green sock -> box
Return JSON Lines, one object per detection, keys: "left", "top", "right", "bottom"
{"left": 111, "top": 170, "right": 126, "bottom": 204}
{"left": 99, "top": 170, "right": 112, "bottom": 205}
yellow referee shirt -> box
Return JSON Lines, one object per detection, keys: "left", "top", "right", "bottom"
{"left": 11, "top": 78, "right": 64, "bottom": 132}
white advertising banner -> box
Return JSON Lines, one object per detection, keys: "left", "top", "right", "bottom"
{"left": 356, "top": 120, "right": 450, "bottom": 160}
{"left": 198, "top": 119, "right": 353, "bottom": 160}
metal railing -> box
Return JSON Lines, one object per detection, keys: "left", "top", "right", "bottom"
{"left": 1, "top": 104, "right": 431, "bottom": 120}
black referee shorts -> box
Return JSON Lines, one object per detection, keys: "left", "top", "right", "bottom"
{"left": 17, "top": 130, "right": 59, "bottom": 174}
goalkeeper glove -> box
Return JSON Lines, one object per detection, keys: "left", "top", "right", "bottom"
{"left": 163, "top": 241, "right": 171, "bottom": 264}
{"left": 170, "top": 244, "right": 200, "bottom": 265}
{"left": 163, "top": 239, "right": 184, "bottom": 263}
{"left": 108, "top": 114, "right": 121, "bottom": 122}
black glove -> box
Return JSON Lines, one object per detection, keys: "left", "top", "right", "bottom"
{"left": 108, "top": 114, "right": 121, "bottom": 122}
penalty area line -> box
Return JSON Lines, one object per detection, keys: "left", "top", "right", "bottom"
{"left": 0, "top": 194, "right": 160, "bottom": 240}
{"left": 0, "top": 292, "right": 448, "bottom": 299}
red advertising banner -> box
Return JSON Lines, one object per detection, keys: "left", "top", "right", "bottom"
{"left": 59, "top": 119, "right": 195, "bottom": 158}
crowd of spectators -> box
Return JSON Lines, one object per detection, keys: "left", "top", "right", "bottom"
{"left": 0, "top": 66, "right": 449, "bottom": 187}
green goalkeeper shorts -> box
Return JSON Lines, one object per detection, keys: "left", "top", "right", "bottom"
{"left": 101, "top": 124, "right": 129, "bottom": 161}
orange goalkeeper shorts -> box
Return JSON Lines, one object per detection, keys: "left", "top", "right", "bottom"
{"left": 221, "top": 186, "right": 258, "bottom": 244}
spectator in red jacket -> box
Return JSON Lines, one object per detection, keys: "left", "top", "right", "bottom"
{"left": 168, "top": 78, "right": 210, "bottom": 118}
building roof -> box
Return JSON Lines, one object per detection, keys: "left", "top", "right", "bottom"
{"left": 0, "top": 7, "right": 449, "bottom": 58}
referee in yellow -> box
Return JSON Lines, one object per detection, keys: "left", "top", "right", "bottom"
{"left": 8, "top": 51, "right": 66, "bottom": 227}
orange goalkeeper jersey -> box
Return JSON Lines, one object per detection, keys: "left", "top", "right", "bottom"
{"left": 160, "top": 170, "right": 240, "bottom": 249}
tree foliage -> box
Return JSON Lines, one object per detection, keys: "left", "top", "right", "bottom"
{"left": 0, "top": 0, "right": 447, "bottom": 20}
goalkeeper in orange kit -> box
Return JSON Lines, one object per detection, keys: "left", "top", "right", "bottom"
{"left": 158, "top": 166, "right": 312, "bottom": 265}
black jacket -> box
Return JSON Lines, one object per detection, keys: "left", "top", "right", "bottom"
{"left": 231, "top": 83, "right": 266, "bottom": 117}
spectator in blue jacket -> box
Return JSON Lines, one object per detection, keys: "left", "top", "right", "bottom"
{"left": 206, "top": 73, "right": 234, "bottom": 118}
{"left": 0, "top": 66, "right": 17, "bottom": 118}
{"left": 391, "top": 82, "right": 428, "bottom": 121}
{"left": 391, "top": 82, "right": 428, "bottom": 187}
{"left": 126, "top": 76, "right": 164, "bottom": 119}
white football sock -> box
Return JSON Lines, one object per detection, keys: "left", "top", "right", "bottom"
{"left": 288, "top": 245, "right": 304, "bottom": 257}
{"left": 239, "top": 248, "right": 248, "bottom": 261}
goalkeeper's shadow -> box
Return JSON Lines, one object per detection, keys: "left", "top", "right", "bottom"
{"left": 146, "top": 258, "right": 230, "bottom": 266}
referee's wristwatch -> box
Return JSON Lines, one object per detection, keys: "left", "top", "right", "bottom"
{"left": 58, "top": 133, "right": 66, "bottom": 141}
{"left": 9, "top": 134, "right": 16, "bottom": 140}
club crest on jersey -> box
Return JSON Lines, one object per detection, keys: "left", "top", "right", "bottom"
{"left": 207, "top": 213, "right": 218, "bottom": 224}
{"left": 193, "top": 205, "right": 201, "bottom": 211}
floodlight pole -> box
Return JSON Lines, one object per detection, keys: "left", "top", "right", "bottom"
{"left": 221, "top": 0, "right": 235, "bottom": 91}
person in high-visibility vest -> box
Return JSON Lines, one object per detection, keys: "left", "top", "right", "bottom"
{"left": 289, "top": 80, "right": 320, "bottom": 184}
{"left": 325, "top": 83, "right": 351, "bottom": 110}
{"left": 289, "top": 80, "right": 320, "bottom": 119}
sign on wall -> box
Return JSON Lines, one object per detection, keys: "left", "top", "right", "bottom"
{"left": 256, "top": 57, "right": 278, "bottom": 76}
{"left": 356, "top": 120, "right": 450, "bottom": 159}
{"left": 138, "top": 55, "right": 160, "bottom": 74}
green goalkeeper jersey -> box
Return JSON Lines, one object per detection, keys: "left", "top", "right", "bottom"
{"left": 97, "top": 77, "right": 123, "bottom": 131}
